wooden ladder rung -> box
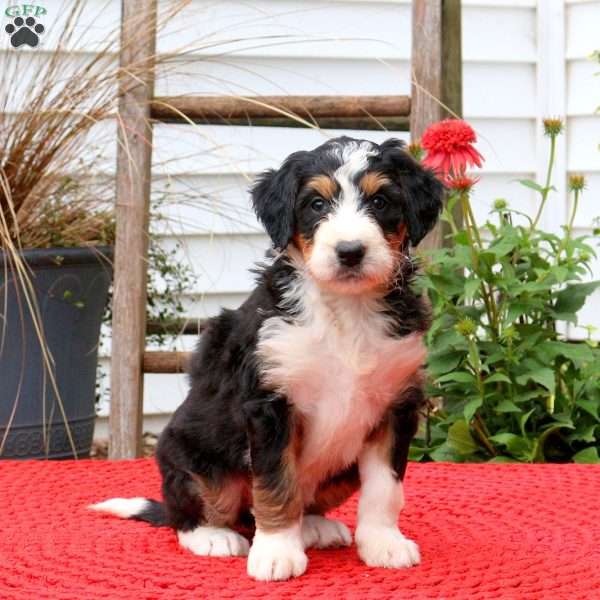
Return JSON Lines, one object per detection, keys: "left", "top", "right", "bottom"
{"left": 150, "top": 95, "right": 411, "bottom": 128}
{"left": 143, "top": 351, "right": 191, "bottom": 374}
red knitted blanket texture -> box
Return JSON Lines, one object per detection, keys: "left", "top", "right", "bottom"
{"left": 1, "top": 460, "right": 598, "bottom": 599}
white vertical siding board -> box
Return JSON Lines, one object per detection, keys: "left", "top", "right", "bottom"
{"left": 565, "top": 0, "right": 600, "bottom": 59}
{"left": 566, "top": 116, "right": 600, "bottom": 171}
{"left": 535, "top": 0, "right": 567, "bottom": 235}
{"left": 566, "top": 59, "right": 600, "bottom": 116}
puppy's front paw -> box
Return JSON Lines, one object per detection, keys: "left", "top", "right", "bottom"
{"left": 247, "top": 528, "right": 308, "bottom": 581}
{"left": 355, "top": 525, "right": 420, "bottom": 568}
{"left": 302, "top": 515, "right": 352, "bottom": 549}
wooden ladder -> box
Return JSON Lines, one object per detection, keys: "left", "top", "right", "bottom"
{"left": 109, "top": 0, "right": 462, "bottom": 458}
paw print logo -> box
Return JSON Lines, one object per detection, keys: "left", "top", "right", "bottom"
{"left": 5, "top": 16, "right": 45, "bottom": 48}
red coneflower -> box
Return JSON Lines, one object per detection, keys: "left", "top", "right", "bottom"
{"left": 448, "top": 175, "right": 479, "bottom": 192}
{"left": 421, "top": 119, "right": 484, "bottom": 182}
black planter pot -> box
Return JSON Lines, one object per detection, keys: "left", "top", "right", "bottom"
{"left": 0, "top": 247, "right": 113, "bottom": 459}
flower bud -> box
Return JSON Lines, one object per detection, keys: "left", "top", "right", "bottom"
{"left": 568, "top": 174, "right": 586, "bottom": 192}
{"left": 455, "top": 318, "right": 476, "bottom": 337}
{"left": 408, "top": 141, "right": 424, "bottom": 161}
{"left": 543, "top": 118, "right": 564, "bottom": 137}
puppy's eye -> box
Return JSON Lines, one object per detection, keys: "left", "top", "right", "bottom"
{"left": 310, "top": 197, "right": 327, "bottom": 213}
{"left": 372, "top": 195, "right": 388, "bottom": 211}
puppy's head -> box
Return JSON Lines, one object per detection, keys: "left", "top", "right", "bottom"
{"left": 251, "top": 136, "right": 444, "bottom": 294}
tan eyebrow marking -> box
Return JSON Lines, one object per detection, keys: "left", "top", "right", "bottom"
{"left": 360, "top": 172, "right": 391, "bottom": 196}
{"left": 306, "top": 175, "right": 337, "bottom": 200}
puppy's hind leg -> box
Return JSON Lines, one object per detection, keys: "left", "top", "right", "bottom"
{"left": 163, "top": 466, "right": 250, "bottom": 558}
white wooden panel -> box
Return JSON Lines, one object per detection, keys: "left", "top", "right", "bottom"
{"left": 152, "top": 174, "right": 259, "bottom": 236}
{"left": 567, "top": 116, "right": 600, "bottom": 172}
{"left": 181, "top": 291, "right": 251, "bottom": 318}
{"left": 463, "top": 63, "right": 536, "bottom": 117}
{"left": 567, "top": 59, "right": 600, "bottom": 116}
{"left": 156, "top": 56, "right": 410, "bottom": 96}
{"left": 160, "top": 233, "right": 270, "bottom": 294}
{"left": 152, "top": 124, "right": 409, "bottom": 175}
{"left": 157, "top": 0, "right": 412, "bottom": 60}
{"left": 152, "top": 119, "right": 534, "bottom": 178}
{"left": 462, "top": 5, "right": 536, "bottom": 62}
{"left": 565, "top": 0, "right": 600, "bottom": 59}
{"left": 469, "top": 118, "right": 537, "bottom": 173}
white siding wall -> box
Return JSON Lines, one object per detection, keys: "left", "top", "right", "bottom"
{"left": 4, "top": 1, "right": 594, "bottom": 436}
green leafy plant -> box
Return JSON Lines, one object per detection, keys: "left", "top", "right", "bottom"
{"left": 412, "top": 119, "right": 600, "bottom": 464}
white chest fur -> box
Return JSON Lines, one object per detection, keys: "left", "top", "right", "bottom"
{"left": 256, "top": 276, "right": 425, "bottom": 502}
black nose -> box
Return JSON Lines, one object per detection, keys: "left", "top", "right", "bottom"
{"left": 336, "top": 240, "right": 366, "bottom": 267}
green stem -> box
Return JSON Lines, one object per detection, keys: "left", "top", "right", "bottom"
{"left": 567, "top": 189, "right": 580, "bottom": 241}
{"left": 460, "top": 192, "right": 500, "bottom": 337}
{"left": 558, "top": 188, "right": 580, "bottom": 259}
{"left": 530, "top": 134, "right": 557, "bottom": 233}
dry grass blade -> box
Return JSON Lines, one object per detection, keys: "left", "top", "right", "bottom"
{"left": 0, "top": 0, "right": 196, "bottom": 457}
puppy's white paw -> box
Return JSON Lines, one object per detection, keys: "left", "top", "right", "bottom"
{"left": 302, "top": 515, "right": 352, "bottom": 549}
{"left": 178, "top": 526, "right": 250, "bottom": 557}
{"left": 247, "top": 527, "right": 308, "bottom": 581}
{"left": 355, "top": 525, "right": 420, "bottom": 568}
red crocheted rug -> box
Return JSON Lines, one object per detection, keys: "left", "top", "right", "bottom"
{"left": 0, "top": 460, "right": 598, "bottom": 599}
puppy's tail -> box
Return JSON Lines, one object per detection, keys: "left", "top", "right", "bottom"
{"left": 88, "top": 497, "right": 169, "bottom": 527}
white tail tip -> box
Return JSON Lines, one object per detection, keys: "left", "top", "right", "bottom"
{"left": 87, "top": 497, "right": 149, "bottom": 519}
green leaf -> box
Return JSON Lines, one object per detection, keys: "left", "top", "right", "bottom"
{"left": 567, "top": 424, "right": 597, "bottom": 443}
{"left": 464, "top": 398, "right": 483, "bottom": 423}
{"left": 515, "top": 367, "right": 555, "bottom": 393}
{"left": 506, "top": 302, "right": 531, "bottom": 323}
{"left": 429, "top": 441, "right": 465, "bottom": 463}
{"left": 517, "top": 179, "right": 545, "bottom": 193}
{"left": 485, "top": 372, "right": 512, "bottom": 385}
{"left": 489, "top": 433, "right": 532, "bottom": 459}
{"left": 545, "top": 341, "right": 594, "bottom": 366}
{"left": 437, "top": 371, "right": 476, "bottom": 384}
{"left": 408, "top": 446, "right": 426, "bottom": 461}
{"left": 495, "top": 399, "right": 521, "bottom": 413}
{"left": 447, "top": 420, "right": 478, "bottom": 455}
{"left": 553, "top": 281, "right": 600, "bottom": 322}
{"left": 576, "top": 399, "right": 600, "bottom": 421}
{"left": 519, "top": 408, "right": 536, "bottom": 435}
{"left": 573, "top": 447, "right": 600, "bottom": 464}
{"left": 464, "top": 278, "right": 480, "bottom": 300}
{"left": 427, "top": 350, "right": 464, "bottom": 375}
{"left": 488, "top": 235, "right": 518, "bottom": 257}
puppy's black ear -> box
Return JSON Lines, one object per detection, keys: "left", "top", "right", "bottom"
{"left": 379, "top": 138, "right": 445, "bottom": 247}
{"left": 251, "top": 151, "right": 309, "bottom": 250}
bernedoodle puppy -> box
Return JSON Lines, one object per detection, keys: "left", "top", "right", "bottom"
{"left": 90, "top": 136, "right": 443, "bottom": 581}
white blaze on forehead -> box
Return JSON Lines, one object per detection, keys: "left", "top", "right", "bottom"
{"left": 326, "top": 140, "right": 379, "bottom": 239}
{"left": 330, "top": 141, "right": 377, "bottom": 202}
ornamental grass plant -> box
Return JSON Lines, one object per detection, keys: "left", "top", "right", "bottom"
{"left": 412, "top": 119, "right": 600, "bottom": 464}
